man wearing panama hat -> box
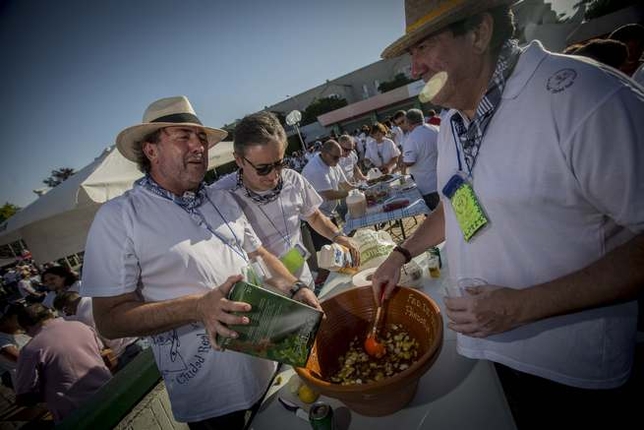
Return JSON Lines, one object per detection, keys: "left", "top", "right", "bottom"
{"left": 80, "top": 96, "right": 321, "bottom": 428}
{"left": 372, "top": 1, "right": 644, "bottom": 428}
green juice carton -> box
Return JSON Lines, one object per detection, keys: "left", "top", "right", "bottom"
{"left": 216, "top": 281, "right": 323, "bottom": 367}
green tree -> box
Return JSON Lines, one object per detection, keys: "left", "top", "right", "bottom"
{"left": 0, "top": 202, "right": 21, "bottom": 224}
{"left": 378, "top": 73, "right": 417, "bottom": 93}
{"left": 301, "top": 95, "right": 348, "bottom": 126}
{"left": 573, "top": 0, "right": 640, "bottom": 20}
{"left": 43, "top": 167, "right": 76, "bottom": 187}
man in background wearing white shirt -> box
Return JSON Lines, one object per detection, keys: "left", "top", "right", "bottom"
{"left": 337, "top": 134, "right": 366, "bottom": 183}
{"left": 402, "top": 108, "right": 439, "bottom": 210}
{"left": 301, "top": 140, "right": 353, "bottom": 252}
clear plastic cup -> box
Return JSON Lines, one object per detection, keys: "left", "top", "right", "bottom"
{"left": 427, "top": 255, "right": 441, "bottom": 278}
{"left": 442, "top": 277, "right": 487, "bottom": 297}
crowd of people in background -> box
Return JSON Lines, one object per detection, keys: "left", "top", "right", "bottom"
{"left": 283, "top": 108, "right": 443, "bottom": 178}
{"left": 0, "top": 257, "right": 146, "bottom": 425}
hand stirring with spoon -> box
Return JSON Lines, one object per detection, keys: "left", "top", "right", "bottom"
{"left": 364, "top": 289, "right": 386, "bottom": 358}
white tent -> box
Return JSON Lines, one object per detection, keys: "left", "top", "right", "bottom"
{"left": 0, "top": 142, "right": 235, "bottom": 264}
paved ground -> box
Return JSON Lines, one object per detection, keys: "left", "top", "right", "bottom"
{"left": 0, "top": 384, "right": 51, "bottom": 429}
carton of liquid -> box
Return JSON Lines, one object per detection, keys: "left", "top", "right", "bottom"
{"left": 346, "top": 190, "right": 367, "bottom": 218}
{"left": 317, "top": 243, "right": 356, "bottom": 273}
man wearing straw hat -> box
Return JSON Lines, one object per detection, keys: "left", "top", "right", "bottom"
{"left": 372, "top": 1, "right": 644, "bottom": 428}
{"left": 81, "top": 96, "right": 321, "bottom": 428}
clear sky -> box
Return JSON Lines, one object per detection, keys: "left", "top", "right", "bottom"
{"left": 0, "top": 0, "right": 405, "bottom": 208}
{"left": 549, "top": 0, "right": 578, "bottom": 18}
{"left": 0, "top": 0, "right": 573, "bottom": 209}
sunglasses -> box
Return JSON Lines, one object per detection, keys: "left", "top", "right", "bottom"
{"left": 242, "top": 156, "right": 286, "bottom": 176}
{"left": 340, "top": 146, "right": 353, "bottom": 152}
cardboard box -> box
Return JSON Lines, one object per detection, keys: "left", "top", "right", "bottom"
{"left": 217, "top": 281, "right": 322, "bottom": 367}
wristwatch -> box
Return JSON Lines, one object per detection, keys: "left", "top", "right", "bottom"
{"left": 288, "top": 280, "right": 309, "bottom": 298}
{"left": 392, "top": 245, "right": 412, "bottom": 264}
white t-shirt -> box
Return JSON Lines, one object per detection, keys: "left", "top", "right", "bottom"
{"left": 338, "top": 151, "right": 359, "bottom": 182}
{"left": 81, "top": 185, "right": 276, "bottom": 422}
{"left": 301, "top": 153, "right": 347, "bottom": 217}
{"left": 212, "top": 169, "right": 322, "bottom": 287}
{"left": 364, "top": 138, "right": 400, "bottom": 168}
{"left": 403, "top": 123, "right": 439, "bottom": 195}
{"left": 71, "top": 296, "right": 94, "bottom": 327}
{"left": 438, "top": 41, "right": 644, "bottom": 389}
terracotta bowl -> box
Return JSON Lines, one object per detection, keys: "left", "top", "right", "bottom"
{"left": 295, "top": 285, "right": 443, "bottom": 416}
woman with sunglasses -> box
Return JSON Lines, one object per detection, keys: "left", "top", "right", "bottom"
{"left": 212, "top": 112, "right": 360, "bottom": 291}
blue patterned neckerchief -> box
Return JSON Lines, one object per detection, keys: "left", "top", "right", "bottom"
{"left": 136, "top": 175, "right": 207, "bottom": 213}
{"left": 450, "top": 39, "right": 521, "bottom": 176}
{"left": 236, "top": 169, "right": 284, "bottom": 205}
{"left": 136, "top": 174, "right": 248, "bottom": 261}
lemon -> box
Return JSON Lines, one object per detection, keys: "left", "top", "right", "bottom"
{"left": 287, "top": 374, "right": 302, "bottom": 395}
{"left": 297, "top": 384, "right": 320, "bottom": 404}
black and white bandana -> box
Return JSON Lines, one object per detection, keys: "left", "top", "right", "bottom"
{"left": 235, "top": 169, "right": 284, "bottom": 205}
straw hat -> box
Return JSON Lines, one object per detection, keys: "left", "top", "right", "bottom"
{"left": 116, "top": 96, "right": 228, "bottom": 162}
{"left": 381, "top": 0, "right": 516, "bottom": 59}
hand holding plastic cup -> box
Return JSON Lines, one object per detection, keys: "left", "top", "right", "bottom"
{"left": 442, "top": 277, "right": 488, "bottom": 297}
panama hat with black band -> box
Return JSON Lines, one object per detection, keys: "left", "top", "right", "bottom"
{"left": 116, "top": 96, "right": 227, "bottom": 162}
{"left": 381, "top": 0, "right": 517, "bottom": 59}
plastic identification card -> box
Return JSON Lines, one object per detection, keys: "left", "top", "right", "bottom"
{"left": 280, "top": 243, "right": 311, "bottom": 274}
{"left": 442, "top": 173, "right": 489, "bottom": 242}
{"left": 244, "top": 256, "right": 270, "bottom": 285}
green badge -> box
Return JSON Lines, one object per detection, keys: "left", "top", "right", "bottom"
{"left": 442, "top": 174, "right": 489, "bottom": 242}
{"left": 280, "top": 244, "right": 310, "bottom": 274}
{"left": 280, "top": 248, "right": 305, "bottom": 274}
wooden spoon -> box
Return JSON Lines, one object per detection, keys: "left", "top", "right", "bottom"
{"left": 364, "top": 290, "right": 386, "bottom": 358}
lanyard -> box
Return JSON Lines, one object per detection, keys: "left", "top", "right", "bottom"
{"left": 450, "top": 118, "right": 467, "bottom": 176}
{"left": 202, "top": 195, "right": 249, "bottom": 262}
{"left": 255, "top": 194, "right": 292, "bottom": 248}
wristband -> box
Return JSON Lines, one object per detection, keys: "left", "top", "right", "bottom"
{"left": 288, "top": 280, "right": 309, "bottom": 298}
{"left": 392, "top": 245, "right": 412, "bottom": 264}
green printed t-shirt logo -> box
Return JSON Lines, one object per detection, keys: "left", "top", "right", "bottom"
{"left": 452, "top": 184, "right": 487, "bottom": 242}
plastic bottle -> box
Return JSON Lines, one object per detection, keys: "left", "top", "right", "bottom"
{"left": 346, "top": 189, "right": 367, "bottom": 218}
